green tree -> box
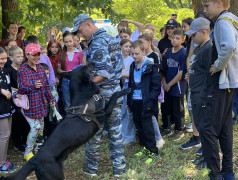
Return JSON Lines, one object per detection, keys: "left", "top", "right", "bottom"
{"left": 1, "top": 0, "right": 21, "bottom": 38}
{"left": 113, "top": 0, "right": 194, "bottom": 39}
{"left": 163, "top": 0, "right": 192, "bottom": 9}
{"left": 0, "top": 0, "right": 121, "bottom": 42}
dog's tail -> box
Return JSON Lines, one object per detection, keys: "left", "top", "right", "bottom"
{"left": 1, "top": 159, "right": 34, "bottom": 180}
{"left": 105, "top": 88, "right": 131, "bottom": 120}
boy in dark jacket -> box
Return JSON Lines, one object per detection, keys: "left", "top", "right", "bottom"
{"left": 127, "top": 40, "right": 161, "bottom": 165}
{"left": 182, "top": 17, "right": 212, "bottom": 167}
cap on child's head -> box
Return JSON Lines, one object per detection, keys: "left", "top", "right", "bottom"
{"left": 25, "top": 43, "right": 41, "bottom": 55}
{"left": 166, "top": 19, "right": 180, "bottom": 28}
{"left": 185, "top": 17, "right": 210, "bottom": 36}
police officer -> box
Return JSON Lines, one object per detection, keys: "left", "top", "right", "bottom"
{"left": 71, "top": 13, "right": 126, "bottom": 177}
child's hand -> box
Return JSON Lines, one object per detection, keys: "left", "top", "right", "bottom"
{"left": 35, "top": 80, "right": 43, "bottom": 89}
{"left": 16, "top": 94, "right": 23, "bottom": 98}
{"left": 164, "top": 83, "right": 171, "bottom": 92}
{"left": 126, "top": 105, "right": 130, "bottom": 111}
{"left": 162, "top": 48, "right": 168, "bottom": 57}
{"left": 56, "top": 78, "right": 59, "bottom": 87}
{"left": 49, "top": 101, "right": 55, "bottom": 107}
{"left": 121, "top": 19, "right": 130, "bottom": 23}
{"left": 210, "top": 64, "right": 216, "bottom": 75}
{"left": 1, "top": 89, "right": 12, "bottom": 99}
{"left": 185, "top": 72, "right": 189, "bottom": 82}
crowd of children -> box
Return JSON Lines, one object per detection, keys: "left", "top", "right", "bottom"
{"left": 0, "top": 0, "right": 237, "bottom": 179}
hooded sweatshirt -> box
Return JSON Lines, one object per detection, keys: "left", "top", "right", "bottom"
{"left": 214, "top": 12, "right": 238, "bottom": 89}
{"left": 133, "top": 57, "right": 153, "bottom": 100}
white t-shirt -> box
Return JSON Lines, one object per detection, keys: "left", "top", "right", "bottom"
{"left": 122, "top": 56, "right": 134, "bottom": 83}
{"left": 66, "top": 48, "right": 80, "bottom": 61}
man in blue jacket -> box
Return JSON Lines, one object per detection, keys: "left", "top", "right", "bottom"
{"left": 71, "top": 13, "right": 125, "bottom": 177}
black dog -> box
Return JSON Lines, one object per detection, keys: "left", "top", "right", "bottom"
{"left": 1, "top": 63, "right": 130, "bottom": 180}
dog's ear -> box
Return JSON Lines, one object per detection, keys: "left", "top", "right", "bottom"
{"left": 86, "top": 62, "right": 95, "bottom": 72}
{"left": 61, "top": 71, "right": 72, "bottom": 80}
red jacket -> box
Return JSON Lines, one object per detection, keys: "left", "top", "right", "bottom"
{"left": 0, "top": 37, "right": 24, "bottom": 49}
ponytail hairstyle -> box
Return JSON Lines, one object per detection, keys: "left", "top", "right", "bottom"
{"left": 59, "top": 31, "right": 74, "bottom": 71}
{"left": 139, "top": 33, "right": 154, "bottom": 51}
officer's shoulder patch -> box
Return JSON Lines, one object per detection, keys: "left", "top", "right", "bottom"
{"left": 109, "top": 43, "right": 121, "bottom": 53}
{"left": 93, "top": 49, "right": 104, "bottom": 62}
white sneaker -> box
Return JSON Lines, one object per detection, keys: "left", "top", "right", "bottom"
{"left": 156, "top": 138, "right": 165, "bottom": 149}
{"left": 186, "top": 123, "right": 193, "bottom": 133}
{"left": 114, "top": 174, "right": 122, "bottom": 178}
{"left": 167, "top": 130, "right": 175, "bottom": 137}
{"left": 34, "top": 143, "right": 42, "bottom": 153}
{"left": 84, "top": 171, "right": 97, "bottom": 177}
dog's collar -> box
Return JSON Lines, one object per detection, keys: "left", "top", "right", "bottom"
{"left": 65, "top": 94, "right": 105, "bottom": 128}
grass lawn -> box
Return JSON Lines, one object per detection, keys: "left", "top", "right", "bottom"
{"left": 2, "top": 122, "right": 238, "bottom": 180}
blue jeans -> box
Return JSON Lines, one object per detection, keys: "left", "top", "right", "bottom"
{"left": 152, "top": 116, "right": 162, "bottom": 141}
{"left": 121, "top": 83, "right": 136, "bottom": 142}
{"left": 61, "top": 78, "right": 70, "bottom": 108}
{"left": 232, "top": 88, "right": 238, "bottom": 122}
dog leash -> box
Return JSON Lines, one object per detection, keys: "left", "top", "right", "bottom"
{"left": 65, "top": 94, "right": 105, "bottom": 129}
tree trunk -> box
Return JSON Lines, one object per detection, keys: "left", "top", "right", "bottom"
{"left": 178, "top": 0, "right": 184, "bottom": 8}
{"left": 1, "top": 0, "right": 18, "bottom": 38}
{"left": 188, "top": 0, "right": 192, "bottom": 9}
{"left": 192, "top": 0, "right": 203, "bottom": 16}
{"left": 192, "top": 0, "right": 238, "bottom": 17}
{"left": 229, "top": 0, "right": 238, "bottom": 16}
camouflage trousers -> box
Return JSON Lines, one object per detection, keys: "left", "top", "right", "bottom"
{"left": 85, "top": 85, "right": 126, "bottom": 175}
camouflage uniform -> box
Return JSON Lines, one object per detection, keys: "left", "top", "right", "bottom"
{"left": 85, "top": 28, "right": 126, "bottom": 175}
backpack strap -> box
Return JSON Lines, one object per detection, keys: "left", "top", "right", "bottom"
{"left": 218, "top": 17, "right": 238, "bottom": 27}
